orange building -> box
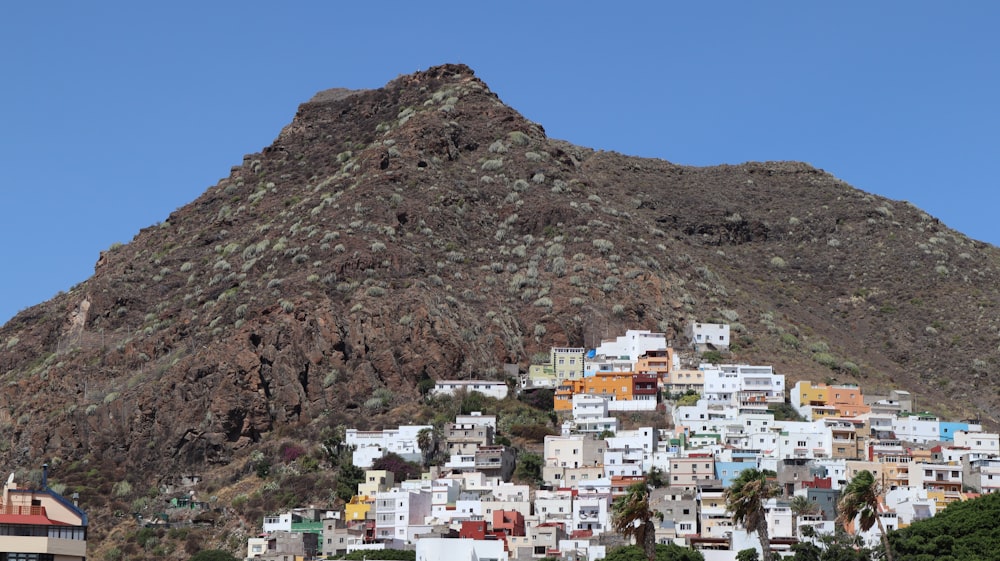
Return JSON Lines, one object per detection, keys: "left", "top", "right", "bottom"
{"left": 792, "top": 381, "right": 871, "bottom": 419}
{"left": 554, "top": 372, "right": 645, "bottom": 411}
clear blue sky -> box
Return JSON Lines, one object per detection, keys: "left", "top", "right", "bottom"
{"left": 2, "top": 2, "right": 997, "bottom": 326}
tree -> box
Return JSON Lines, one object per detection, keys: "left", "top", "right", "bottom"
{"left": 790, "top": 495, "right": 820, "bottom": 537}
{"left": 416, "top": 428, "right": 435, "bottom": 467}
{"left": 647, "top": 467, "right": 667, "bottom": 489}
{"left": 725, "top": 468, "right": 781, "bottom": 561}
{"left": 334, "top": 452, "right": 364, "bottom": 502}
{"left": 604, "top": 544, "right": 704, "bottom": 561}
{"left": 837, "top": 470, "right": 894, "bottom": 561}
{"left": 514, "top": 452, "right": 543, "bottom": 486}
{"left": 372, "top": 452, "right": 422, "bottom": 482}
{"left": 612, "top": 482, "right": 663, "bottom": 561}
{"left": 736, "top": 549, "right": 760, "bottom": 561}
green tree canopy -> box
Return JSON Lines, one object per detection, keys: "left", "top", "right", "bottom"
{"left": 837, "top": 470, "right": 893, "bottom": 561}
{"left": 514, "top": 452, "right": 543, "bottom": 486}
{"left": 189, "top": 550, "right": 239, "bottom": 561}
{"left": 725, "top": 468, "right": 781, "bottom": 561}
{"left": 604, "top": 544, "right": 705, "bottom": 561}
{"left": 612, "top": 483, "right": 663, "bottom": 561}
{"left": 889, "top": 491, "right": 1000, "bottom": 561}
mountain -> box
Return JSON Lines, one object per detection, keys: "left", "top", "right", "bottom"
{"left": 1, "top": 63, "right": 999, "bottom": 549}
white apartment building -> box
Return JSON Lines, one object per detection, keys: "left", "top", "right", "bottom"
{"left": 775, "top": 421, "right": 832, "bottom": 460}
{"left": 563, "top": 394, "right": 618, "bottom": 436}
{"left": 954, "top": 431, "right": 1000, "bottom": 455}
{"left": 964, "top": 456, "right": 1000, "bottom": 494}
{"left": 701, "top": 364, "right": 784, "bottom": 406}
{"left": 345, "top": 424, "right": 431, "bottom": 468}
{"left": 535, "top": 490, "right": 574, "bottom": 524}
{"left": 431, "top": 380, "right": 509, "bottom": 400}
{"left": 572, "top": 495, "right": 611, "bottom": 534}
{"left": 892, "top": 412, "right": 941, "bottom": 444}
{"left": 593, "top": 329, "right": 669, "bottom": 363}
{"left": 542, "top": 435, "right": 606, "bottom": 486}
{"left": 885, "top": 486, "right": 936, "bottom": 525}
{"left": 373, "top": 488, "right": 432, "bottom": 543}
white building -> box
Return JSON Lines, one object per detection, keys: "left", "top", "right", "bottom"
{"left": 701, "top": 364, "right": 784, "bottom": 406}
{"left": 572, "top": 495, "right": 611, "bottom": 534}
{"left": 594, "top": 330, "right": 669, "bottom": 362}
{"left": 571, "top": 394, "right": 618, "bottom": 434}
{"left": 687, "top": 322, "right": 730, "bottom": 351}
{"left": 373, "top": 488, "right": 433, "bottom": 543}
{"left": 774, "top": 421, "right": 832, "bottom": 460}
{"left": 431, "top": 380, "right": 509, "bottom": 400}
{"left": 964, "top": 456, "right": 1000, "bottom": 494}
{"left": 954, "top": 431, "right": 1000, "bottom": 456}
{"left": 345, "top": 424, "right": 431, "bottom": 468}
{"left": 893, "top": 413, "right": 941, "bottom": 444}
{"left": 416, "top": 538, "right": 508, "bottom": 561}
{"left": 535, "top": 490, "right": 574, "bottom": 524}
{"left": 885, "top": 486, "right": 936, "bottom": 525}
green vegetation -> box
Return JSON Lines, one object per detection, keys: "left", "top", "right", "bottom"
{"left": 339, "top": 550, "right": 415, "bottom": 560}
{"left": 838, "top": 470, "right": 893, "bottom": 561}
{"left": 888, "top": 484, "right": 1000, "bottom": 560}
{"left": 189, "top": 551, "right": 239, "bottom": 561}
{"left": 604, "top": 544, "right": 704, "bottom": 561}
{"left": 514, "top": 452, "right": 543, "bottom": 486}
{"left": 612, "top": 482, "right": 662, "bottom": 561}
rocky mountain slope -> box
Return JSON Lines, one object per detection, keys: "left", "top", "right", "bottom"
{"left": 2, "top": 63, "right": 999, "bottom": 549}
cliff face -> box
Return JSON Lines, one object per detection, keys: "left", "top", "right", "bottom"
{"left": 2, "top": 62, "right": 1000, "bottom": 496}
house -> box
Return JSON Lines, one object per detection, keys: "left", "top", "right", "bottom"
{"left": 0, "top": 467, "right": 88, "bottom": 561}
{"left": 320, "top": 517, "right": 366, "bottom": 557}
{"left": 553, "top": 371, "right": 658, "bottom": 412}
{"left": 373, "top": 488, "right": 432, "bottom": 543}
{"left": 542, "top": 435, "right": 606, "bottom": 487}
{"left": 687, "top": 322, "right": 730, "bottom": 351}
{"left": 791, "top": 381, "right": 871, "bottom": 420}
{"left": 432, "top": 380, "right": 509, "bottom": 400}
{"left": 561, "top": 394, "right": 618, "bottom": 436}
{"left": 702, "top": 364, "right": 784, "bottom": 406}
{"left": 345, "top": 424, "right": 432, "bottom": 468}
{"left": 253, "top": 530, "right": 319, "bottom": 561}
{"left": 593, "top": 330, "right": 670, "bottom": 364}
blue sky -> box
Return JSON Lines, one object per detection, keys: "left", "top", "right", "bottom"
{"left": 1, "top": 2, "right": 998, "bottom": 325}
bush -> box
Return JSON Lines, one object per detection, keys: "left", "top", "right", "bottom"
{"left": 508, "top": 424, "right": 555, "bottom": 442}
{"left": 188, "top": 550, "right": 239, "bottom": 561}
{"left": 701, "top": 350, "right": 724, "bottom": 364}
{"left": 814, "top": 352, "right": 839, "bottom": 369}
{"left": 779, "top": 333, "right": 799, "bottom": 349}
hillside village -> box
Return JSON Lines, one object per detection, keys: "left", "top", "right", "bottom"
{"left": 233, "top": 324, "right": 999, "bottom": 561}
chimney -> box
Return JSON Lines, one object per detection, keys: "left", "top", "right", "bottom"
{"left": 42, "top": 463, "right": 48, "bottom": 489}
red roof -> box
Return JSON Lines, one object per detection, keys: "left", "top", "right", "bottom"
{"left": 0, "top": 513, "right": 70, "bottom": 525}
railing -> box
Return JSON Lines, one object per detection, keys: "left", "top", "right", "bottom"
{"left": 0, "top": 504, "right": 47, "bottom": 516}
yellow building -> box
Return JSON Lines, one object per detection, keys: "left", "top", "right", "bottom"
{"left": 345, "top": 495, "right": 374, "bottom": 521}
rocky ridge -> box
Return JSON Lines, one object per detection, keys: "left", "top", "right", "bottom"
{"left": 1, "top": 63, "right": 1000, "bottom": 550}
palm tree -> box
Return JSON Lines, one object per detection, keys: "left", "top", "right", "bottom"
{"left": 417, "top": 427, "right": 435, "bottom": 467}
{"left": 725, "top": 468, "right": 781, "bottom": 561}
{"left": 789, "top": 495, "right": 820, "bottom": 538}
{"left": 837, "top": 470, "right": 894, "bottom": 561}
{"left": 612, "top": 482, "right": 663, "bottom": 561}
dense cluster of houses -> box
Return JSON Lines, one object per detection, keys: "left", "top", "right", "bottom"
{"left": 247, "top": 326, "right": 1000, "bottom": 561}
